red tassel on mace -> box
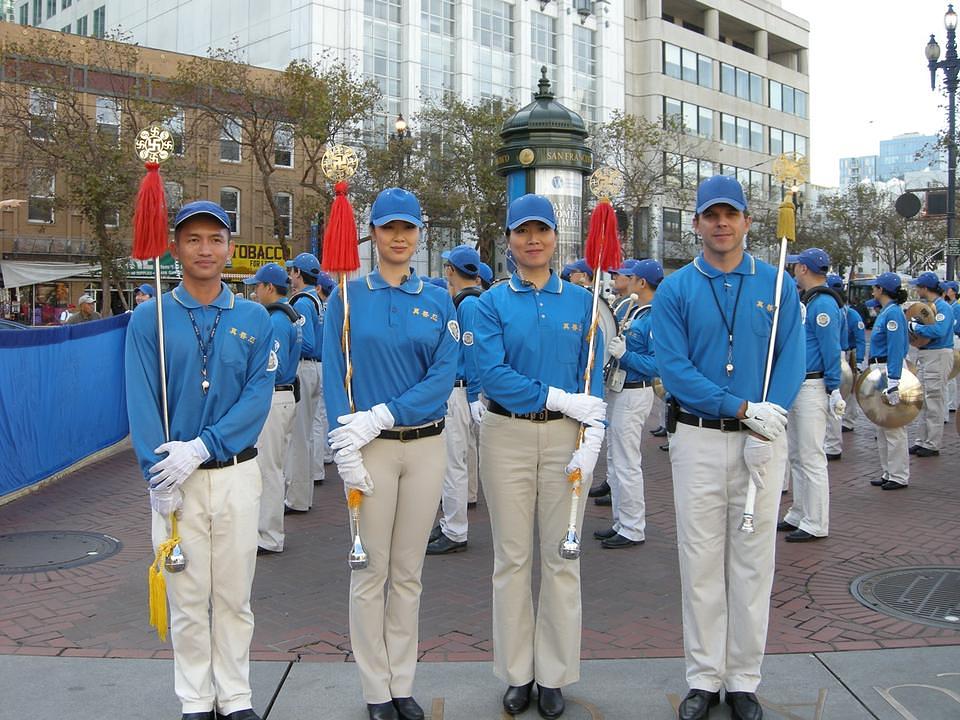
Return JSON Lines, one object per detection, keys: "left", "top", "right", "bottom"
{"left": 131, "top": 162, "right": 169, "bottom": 260}
{"left": 583, "top": 199, "right": 622, "bottom": 273}
{"left": 321, "top": 181, "right": 360, "bottom": 273}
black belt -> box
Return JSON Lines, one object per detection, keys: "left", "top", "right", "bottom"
{"left": 378, "top": 419, "right": 445, "bottom": 442}
{"left": 676, "top": 411, "right": 745, "bottom": 432}
{"left": 199, "top": 447, "right": 258, "bottom": 470}
{"left": 805, "top": 371, "right": 824, "bottom": 379}
{"left": 869, "top": 356, "right": 887, "bottom": 364}
{"left": 275, "top": 384, "right": 295, "bottom": 392}
{"left": 301, "top": 357, "right": 320, "bottom": 363}
{"left": 453, "top": 379, "right": 467, "bottom": 388}
{"left": 623, "top": 381, "right": 654, "bottom": 389}
{"left": 488, "top": 400, "right": 565, "bottom": 422}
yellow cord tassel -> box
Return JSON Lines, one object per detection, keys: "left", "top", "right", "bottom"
{"left": 148, "top": 514, "right": 180, "bottom": 642}
{"left": 776, "top": 192, "right": 796, "bottom": 242}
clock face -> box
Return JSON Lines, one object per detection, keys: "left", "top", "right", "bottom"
{"left": 518, "top": 148, "right": 535, "bottom": 165}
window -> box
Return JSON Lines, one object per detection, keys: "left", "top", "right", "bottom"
{"left": 46, "top": 0, "right": 55, "bottom": 18}
{"left": 664, "top": 97, "right": 681, "bottom": 125}
{"left": 795, "top": 90, "right": 807, "bottom": 119}
{"left": 474, "top": 0, "right": 514, "bottom": 102}
{"left": 664, "top": 43, "right": 712, "bottom": 88}
{"left": 92, "top": 5, "right": 105, "bottom": 38}
{"left": 664, "top": 42, "right": 681, "bottom": 79}
{"left": 168, "top": 108, "right": 185, "bottom": 155}
{"left": 736, "top": 117, "right": 749, "bottom": 149}
{"left": 62, "top": 0, "right": 72, "bottom": 8}
{"left": 682, "top": 157, "right": 698, "bottom": 188}
{"left": 572, "top": 25, "right": 598, "bottom": 123}
{"left": 219, "top": 117, "right": 241, "bottom": 162}
{"left": 662, "top": 208, "right": 681, "bottom": 244}
{"left": 219, "top": 188, "right": 239, "bottom": 234}
{"left": 31, "top": 0, "right": 40, "bottom": 25}
{"left": 697, "top": 55, "right": 713, "bottom": 89}
{"left": 769, "top": 80, "right": 782, "bottom": 111}
{"left": 721, "top": 113, "right": 735, "bottom": 145}
{"left": 749, "top": 171, "right": 764, "bottom": 200}
{"left": 664, "top": 152, "right": 681, "bottom": 187}
{"left": 769, "top": 80, "right": 807, "bottom": 118}
{"left": 164, "top": 181, "right": 183, "bottom": 229}
{"left": 720, "top": 63, "right": 735, "bottom": 94}
{"left": 95, "top": 97, "right": 120, "bottom": 144}
{"left": 75, "top": 15, "right": 86, "bottom": 34}
{"left": 796, "top": 135, "right": 807, "bottom": 157}
{"left": 274, "top": 192, "right": 292, "bottom": 238}
{"left": 736, "top": 68, "right": 748, "bottom": 99}
{"left": 698, "top": 106, "right": 713, "bottom": 139}
{"left": 681, "top": 48, "right": 697, "bottom": 84}
{"left": 28, "top": 169, "right": 54, "bottom": 223}
{"left": 364, "top": 0, "right": 403, "bottom": 138}
{"left": 769, "top": 128, "right": 782, "bottom": 156}
{"left": 422, "top": 0, "right": 456, "bottom": 99}
{"left": 274, "top": 124, "right": 293, "bottom": 168}
{"left": 28, "top": 88, "right": 55, "bottom": 141}
{"left": 750, "top": 73, "right": 762, "bottom": 103}
{"left": 750, "top": 120, "right": 763, "bottom": 152}
{"left": 103, "top": 204, "right": 120, "bottom": 228}
{"left": 531, "top": 12, "right": 556, "bottom": 65}
{"left": 681, "top": 101, "right": 697, "bottom": 135}
{"left": 19, "top": 4, "right": 28, "bottom": 25}
{"left": 60, "top": 24, "right": 70, "bottom": 32}
{"left": 783, "top": 85, "right": 795, "bottom": 115}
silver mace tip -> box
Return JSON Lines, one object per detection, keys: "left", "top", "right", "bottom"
{"left": 348, "top": 535, "right": 369, "bottom": 570}
{"left": 739, "top": 515, "right": 756, "bottom": 534}
{"left": 558, "top": 527, "right": 582, "bottom": 559}
{"left": 164, "top": 544, "right": 187, "bottom": 573}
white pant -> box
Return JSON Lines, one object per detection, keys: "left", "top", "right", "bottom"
{"left": 824, "top": 354, "right": 848, "bottom": 455}
{"left": 284, "top": 358, "right": 320, "bottom": 510}
{"left": 256, "top": 389, "right": 296, "bottom": 551}
{"left": 876, "top": 362, "right": 910, "bottom": 485}
{"left": 669, "top": 423, "right": 786, "bottom": 694}
{"left": 606, "top": 386, "right": 654, "bottom": 541}
{"left": 915, "top": 347, "right": 953, "bottom": 450}
{"left": 841, "top": 384, "right": 860, "bottom": 429}
{"left": 440, "top": 386, "right": 476, "bottom": 542}
{"left": 151, "top": 460, "right": 261, "bottom": 715}
{"left": 945, "top": 337, "right": 959, "bottom": 420}
{"left": 783, "top": 379, "right": 830, "bottom": 537}
{"left": 310, "top": 363, "right": 331, "bottom": 478}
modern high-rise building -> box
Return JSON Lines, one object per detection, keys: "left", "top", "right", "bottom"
{"left": 840, "top": 132, "right": 945, "bottom": 187}
{"left": 839, "top": 155, "right": 879, "bottom": 187}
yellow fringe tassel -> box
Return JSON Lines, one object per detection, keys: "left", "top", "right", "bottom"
{"left": 148, "top": 514, "right": 180, "bottom": 643}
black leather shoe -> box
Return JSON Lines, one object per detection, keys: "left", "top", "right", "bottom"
{"left": 659, "top": 443, "right": 670, "bottom": 451}
{"left": 678, "top": 689, "right": 719, "bottom": 720}
{"left": 601, "top": 533, "right": 644, "bottom": 549}
{"left": 870, "top": 477, "right": 886, "bottom": 486}
{"left": 882, "top": 480, "right": 908, "bottom": 490}
{"left": 426, "top": 534, "right": 467, "bottom": 555}
{"left": 726, "top": 691, "right": 762, "bottom": 720}
{"left": 367, "top": 702, "right": 399, "bottom": 720}
{"left": 588, "top": 481, "right": 610, "bottom": 498}
{"left": 467, "top": 501, "right": 478, "bottom": 509}
{"left": 257, "top": 546, "right": 282, "bottom": 556}
{"left": 785, "top": 529, "right": 824, "bottom": 543}
{"left": 283, "top": 505, "right": 308, "bottom": 515}
{"left": 593, "top": 526, "right": 617, "bottom": 540}
{"left": 776, "top": 520, "right": 797, "bottom": 532}
{"left": 915, "top": 446, "right": 939, "bottom": 457}
{"left": 908, "top": 444, "right": 921, "bottom": 455}
{"left": 841, "top": 425, "right": 853, "bottom": 433}
{"left": 392, "top": 697, "right": 424, "bottom": 720}
{"left": 429, "top": 524, "right": 442, "bottom": 543}
{"left": 826, "top": 453, "right": 841, "bottom": 461}
{"left": 503, "top": 682, "right": 534, "bottom": 715}
{"left": 593, "top": 495, "right": 612, "bottom": 506}
{"left": 651, "top": 425, "right": 668, "bottom": 437}
{"left": 183, "top": 713, "right": 214, "bottom": 720}
{"left": 215, "top": 710, "right": 261, "bottom": 720}
{"left": 537, "top": 685, "right": 564, "bottom": 719}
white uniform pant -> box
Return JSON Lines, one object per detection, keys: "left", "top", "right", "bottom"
{"left": 915, "top": 347, "right": 953, "bottom": 450}
{"left": 841, "top": 383, "right": 860, "bottom": 429}
{"left": 350, "top": 433, "right": 446, "bottom": 704}
{"left": 480, "top": 413, "right": 586, "bottom": 689}
{"left": 783, "top": 379, "right": 831, "bottom": 537}
{"left": 945, "top": 337, "right": 959, "bottom": 420}
{"left": 824, "top": 354, "right": 848, "bottom": 456}
{"left": 256, "top": 389, "right": 296, "bottom": 551}
{"left": 876, "top": 363, "right": 910, "bottom": 485}
{"left": 310, "top": 363, "right": 331, "bottom": 478}
{"left": 284, "top": 358, "right": 320, "bottom": 510}
{"left": 606, "top": 386, "right": 654, "bottom": 541}
{"left": 440, "top": 386, "right": 475, "bottom": 542}
{"left": 151, "top": 460, "right": 261, "bottom": 715}
{"left": 669, "top": 423, "right": 786, "bottom": 694}
{"left": 468, "top": 416, "right": 480, "bottom": 504}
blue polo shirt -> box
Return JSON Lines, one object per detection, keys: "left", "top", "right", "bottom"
{"left": 456, "top": 292, "right": 483, "bottom": 403}
{"left": 652, "top": 252, "right": 805, "bottom": 419}
{"left": 617, "top": 305, "right": 657, "bottom": 383}
{"left": 267, "top": 298, "right": 303, "bottom": 386}
{"left": 912, "top": 297, "right": 954, "bottom": 349}
{"left": 473, "top": 271, "right": 604, "bottom": 414}
{"left": 846, "top": 306, "right": 866, "bottom": 362}
{"left": 125, "top": 283, "right": 274, "bottom": 481}
{"left": 803, "top": 290, "right": 843, "bottom": 392}
{"left": 290, "top": 288, "right": 322, "bottom": 360}
{"left": 869, "top": 301, "right": 908, "bottom": 380}
{"left": 952, "top": 299, "right": 960, "bottom": 337}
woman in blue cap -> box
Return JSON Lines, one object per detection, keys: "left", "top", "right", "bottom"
{"left": 323, "top": 187, "right": 458, "bottom": 720}
{"left": 867, "top": 272, "right": 910, "bottom": 489}
{"left": 473, "top": 193, "right": 606, "bottom": 719}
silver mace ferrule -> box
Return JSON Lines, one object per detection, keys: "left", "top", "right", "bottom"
{"left": 348, "top": 533, "right": 368, "bottom": 570}
{"left": 164, "top": 543, "right": 187, "bottom": 573}
{"left": 738, "top": 514, "right": 756, "bottom": 534}
{"left": 558, "top": 526, "right": 582, "bottom": 559}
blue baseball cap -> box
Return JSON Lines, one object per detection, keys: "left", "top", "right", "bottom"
{"left": 428, "top": 276, "right": 448, "bottom": 289}
{"left": 285, "top": 252, "right": 320, "bottom": 277}
{"left": 478, "top": 262, "right": 493, "bottom": 284}
{"left": 136, "top": 284, "right": 155, "bottom": 297}
{"left": 786, "top": 247, "right": 831, "bottom": 274}
{"left": 243, "top": 262, "right": 289, "bottom": 287}
{"left": 371, "top": 187, "right": 424, "bottom": 228}
{"left": 695, "top": 175, "right": 747, "bottom": 214}
{"left": 941, "top": 280, "right": 960, "bottom": 294}
{"left": 316, "top": 271, "right": 336, "bottom": 295}
{"left": 611, "top": 258, "right": 639, "bottom": 275}
{"left": 865, "top": 298, "right": 881, "bottom": 309}
{"left": 506, "top": 194, "right": 557, "bottom": 230}
{"left": 622, "top": 258, "right": 664, "bottom": 286}
{"left": 910, "top": 271, "right": 941, "bottom": 290}
{"left": 569, "top": 258, "right": 594, "bottom": 279}
{"left": 875, "top": 272, "right": 902, "bottom": 293}
{"left": 442, "top": 245, "right": 481, "bottom": 277}
{"left": 826, "top": 273, "right": 844, "bottom": 290}
{"left": 174, "top": 200, "right": 231, "bottom": 230}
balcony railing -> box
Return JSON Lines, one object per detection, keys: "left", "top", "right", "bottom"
{"left": 6, "top": 236, "right": 98, "bottom": 258}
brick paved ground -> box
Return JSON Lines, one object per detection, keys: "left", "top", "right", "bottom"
{"left": 1, "top": 407, "right": 959, "bottom": 663}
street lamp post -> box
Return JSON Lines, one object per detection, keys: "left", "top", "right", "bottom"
{"left": 926, "top": 3, "right": 960, "bottom": 281}
{"left": 391, "top": 113, "right": 412, "bottom": 186}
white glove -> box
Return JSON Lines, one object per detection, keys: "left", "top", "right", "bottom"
{"left": 828, "top": 389, "right": 846, "bottom": 418}
{"left": 883, "top": 378, "right": 900, "bottom": 406}
{"left": 858, "top": 359, "right": 868, "bottom": 372}
{"left": 329, "top": 403, "right": 395, "bottom": 452}
{"left": 742, "top": 401, "right": 789, "bottom": 441}
{"left": 470, "top": 400, "right": 485, "bottom": 424}
{"left": 149, "top": 438, "right": 210, "bottom": 489}
{"left": 607, "top": 335, "right": 626, "bottom": 359}
{"left": 545, "top": 387, "right": 607, "bottom": 427}
{"left": 564, "top": 426, "right": 605, "bottom": 477}
{"left": 743, "top": 435, "right": 773, "bottom": 489}
{"left": 335, "top": 448, "right": 374, "bottom": 496}
{"left": 908, "top": 320, "right": 920, "bottom": 334}
{"left": 149, "top": 485, "right": 183, "bottom": 517}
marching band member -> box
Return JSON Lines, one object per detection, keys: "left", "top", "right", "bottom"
{"left": 126, "top": 201, "right": 274, "bottom": 720}
{"left": 944, "top": 280, "right": 960, "bottom": 417}
{"left": 777, "top": 249, "right": 843, "bottom": 543}
{"left": 596, "top": 258, "right": 662, "bottom": 549}
{"left": 323, "top": 188, "right": 458, "bottom": 720}
{"left": 311, "top": 271, "right": 337, "bottom": 471}
{"left": 822, "top": 273, "right": 850, "bottom": 459}
{"left": 652, "top": 176, "right": 804, "bottom": 720}
{"left": 842, "top": 282, "right": 867, "bottom": 433}
{"left": 908, "top": 271, "right": 953, "bottom": 457}
{"left": 474, "top": 194, "right": 606, "bottom": 719}
{"left": 867, "top": 272, "right": 910, "bottom": 489}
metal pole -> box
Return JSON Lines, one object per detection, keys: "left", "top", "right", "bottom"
{"left": 948, "top": 22, "right": 958, "bottom": 281}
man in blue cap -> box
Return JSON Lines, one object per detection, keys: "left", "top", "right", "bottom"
{"left": 596, "top": 258, "right": 662, "bottom": 549}
{"left": 312, "top": 270, "right": 337, "bottom": 468}
{"left": 567, "top": 258, "right": 593, "bottom": 288}
{"left": 777, "top": 248, "right": 843, "bottom": 544}
{"left": 284, "top": 251, "right": 325, "bottom": 510}
{"left": 125, "top": 200, "right": 273, "bottom": 720}
{"left": 907, "top": 271, "right": 954, "bottom": 456}
{"left": 135, "top": 283, "right": 156, "bottom": 305}
{"left": 653, "top": 176, "right": 804, "bottom": 720}
{"left": 243, "top": 263, "right": 303, "bottom": 554}
{"left": 610, "top": 258, "right": 639, "bottom": 323}
{"left": 823, "top": 274, "right": 866, "bottom": 449}
{"left": 428, "top": 244, "right": 485, "bottom": 555}
{"left": 478, "top": 261, "right": 494, "bottom": 290}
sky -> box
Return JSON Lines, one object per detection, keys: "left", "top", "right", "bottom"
{"left": 781, "top": 0, "right": 950, "bottom": 188}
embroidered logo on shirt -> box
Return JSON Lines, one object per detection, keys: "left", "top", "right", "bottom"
{"left": 447, "top": 320, "right": 461, "bottom": 341}
{"left": 936, "top": 312, "right": 946, "bottom": 322}
{"left": 562, "top": 322, "right": 582, "bottom": 332}
{"left": 229, "top": 327, "right": 256, "bottom": 344}
{"left": 413, "top": 307, "right": 439, "bottom": 322}
{"left": 887, "top": 320, "right": 899, "bottom": 332}
{"left": 858, "top": 321, "right": 865, "bottom": 330}
{"left": 267, "top": 351, "right": 278, "bottom": 372}
{"left": 462, "top": 331, "right": 474, "bottom": 346}
{"left": 816, "top": 313, "right": 831, "bottom": 327}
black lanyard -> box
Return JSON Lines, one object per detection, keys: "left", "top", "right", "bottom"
{"left": 705, "top": 274, "right": 744, "bottom": 376}
{"left": 186, "top": 308, "right": 223, "bottom": 394}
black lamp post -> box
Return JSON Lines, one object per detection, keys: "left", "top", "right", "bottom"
{"left": 927, "top": 3, "right": 959, "bottom": 281}
{"left": 390, "top": 113, "right": 412, "bottom": 186}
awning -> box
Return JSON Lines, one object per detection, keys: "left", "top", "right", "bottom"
{"left": 1, "top": 260, "right": 100, "bottom": 289}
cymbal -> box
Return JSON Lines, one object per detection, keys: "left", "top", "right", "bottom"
{"left": 855, "top": 365, "right": 923, "bottom": 429}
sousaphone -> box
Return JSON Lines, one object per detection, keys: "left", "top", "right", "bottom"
{"left": 854, "top": 364, "right": 924, "bottom": 428}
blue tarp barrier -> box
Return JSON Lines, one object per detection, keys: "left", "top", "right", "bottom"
{"left": 0, "top": 313, "right": 130, "bottom": 497}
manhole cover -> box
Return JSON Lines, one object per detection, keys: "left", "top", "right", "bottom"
{"left": 851, "top": 566, "right": 960, "bottom": 630}
{"left": 0, "top": 531, "right": 122, "bottom": 574}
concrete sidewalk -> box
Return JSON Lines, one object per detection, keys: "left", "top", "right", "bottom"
{"left": 4, "top": 646, "right": 960, "bottom": 719}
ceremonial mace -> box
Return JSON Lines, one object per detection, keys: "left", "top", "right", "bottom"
{"left": 560, "top": 168, "right": 624, "bottom": 559}
{"left": 317, "top": 145, "right": 368, "bottom": 569}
